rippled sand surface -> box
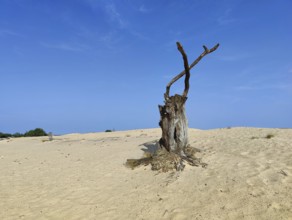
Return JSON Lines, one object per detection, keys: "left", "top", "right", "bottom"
{"left": 0, "top": 127, "right": 291, "bottom": 219}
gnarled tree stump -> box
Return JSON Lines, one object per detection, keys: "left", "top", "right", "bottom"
{"left": 126, "top": 41, "right": 219, "bottom": 172}
{"left": 157, "top": 42, "right": 219, "bottom": 171}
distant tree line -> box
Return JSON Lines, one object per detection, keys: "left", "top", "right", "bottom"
{"left": 0, "top": 128, "right": 48, "bottom": 138}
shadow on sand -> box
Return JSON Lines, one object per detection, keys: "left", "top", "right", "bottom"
{"left": 139, "top": 140, "right": 160, "bottom": 155}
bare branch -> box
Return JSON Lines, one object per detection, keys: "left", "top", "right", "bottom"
{"left": 176, "top": 42, "right": 190, "bottom": 97}
{"left": 164, "top": 43, "right": 220, "bottom": 100}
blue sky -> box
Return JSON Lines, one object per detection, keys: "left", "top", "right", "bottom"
{"left": 1, "top": 0, "right": 292, "bottom": 134}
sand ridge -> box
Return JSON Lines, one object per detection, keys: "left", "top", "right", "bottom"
{"left": 0, "top": 127, "right": 291, "bottom": 219}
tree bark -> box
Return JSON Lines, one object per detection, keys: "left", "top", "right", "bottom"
{"left": 159, "top": 94, "right": 188, "bottom": 155}
{"left": 158, "top": 42, "right": 219, "bottom": 160}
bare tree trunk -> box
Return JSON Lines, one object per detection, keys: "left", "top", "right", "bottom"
{"left": 159, "top": 94, "right": 188, "bottom": 155}
{"left": 158, "top": 42, "right": 219, "bottom": 170}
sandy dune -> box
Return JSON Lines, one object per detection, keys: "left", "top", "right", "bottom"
{"left": 0, "top": 127, "right": 291, "bottom": 220}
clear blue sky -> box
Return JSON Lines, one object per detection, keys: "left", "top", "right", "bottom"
{"left": 1, "top": 0, "right": 291, "bottom": 134}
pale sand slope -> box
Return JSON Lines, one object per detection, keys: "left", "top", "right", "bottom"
{"left": 0, "top": 127, "right": 291, "bottom": 220}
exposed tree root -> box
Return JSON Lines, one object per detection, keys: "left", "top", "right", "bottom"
{"left": 126, "top": 146, "right": 207, "bottom": 172}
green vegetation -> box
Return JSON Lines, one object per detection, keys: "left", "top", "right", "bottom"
{"left": 0, "top": 128, "right": 48, "bottom": 138}
{"left": 265, "top": 134, "right": 275, "bottom": 139}
{"left": 0, "top": 132, "right": 12, "bottom": 138}
{"left": 24, "top": 128, "right": 47, "bottom": 137}
{"left": 12, "top": 132, "right": 23, "bottom": 137}
{"left": 250, "top": 133, "right": 275, "bottom": 140}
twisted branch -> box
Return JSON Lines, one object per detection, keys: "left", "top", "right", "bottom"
{"left": 176, "top": 42, "right": 190, "bottom": 98}
{"left": 164, "top": 43, "right": 219, "bottom": 100}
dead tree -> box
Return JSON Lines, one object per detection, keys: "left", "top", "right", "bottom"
{"left": 126, "top": 41, "right": 219, "bottom": 172}
{"left": 158, "top": 42, "right": 219, "bottom": 170}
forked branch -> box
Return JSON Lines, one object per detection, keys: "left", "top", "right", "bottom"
{"left": 164, "top": 43, "right": 220, "bottom": 100}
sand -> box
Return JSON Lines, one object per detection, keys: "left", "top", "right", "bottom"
{"left": 0, "top": 127, "right": 291, "bottom": 220}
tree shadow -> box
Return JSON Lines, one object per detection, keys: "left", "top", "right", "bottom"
{"left": 125, "top": 140, "right": 159, "bottom": 170}
{"left": 139, "top": 140, "right": 160, "bottom": 155}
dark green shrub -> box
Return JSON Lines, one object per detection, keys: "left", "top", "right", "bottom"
{"left": 12, "top": 132, "right": 23, "bottom": 137}
{"left": 24, "top": 128, "right": 47, "bottom": 137}
{"left": 105, "top": 129, "right": 112, "bottom": 132}
{"left": 0, "top": 132, "right": 12, "bottom": 138}
{"left": 265, "top": 134, "right": 275, "bottom": 139}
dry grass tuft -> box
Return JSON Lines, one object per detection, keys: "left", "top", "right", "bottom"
{"left": 125, "top": 157, "right": 152, "bottom": 169}
{"left": 125, "top": 151, "right": 153, "bottom": 169}
{"left": 265, "top": 134, "right": 275, "bottom": 139}
{"left": 251, "top": 134, "right": 275, "bottom": 140}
